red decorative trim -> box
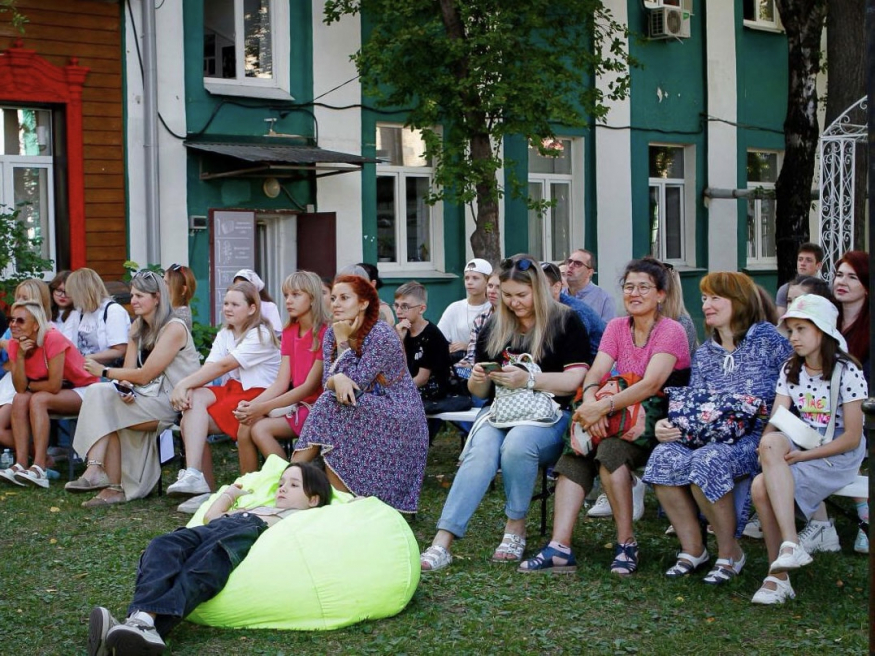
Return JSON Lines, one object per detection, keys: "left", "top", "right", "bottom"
{"left": 0, "top": 44, "right": 90, "bottom": 268}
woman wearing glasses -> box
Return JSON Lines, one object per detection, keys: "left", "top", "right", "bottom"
{"left": 421, "top": 255, "right": 590, "bottom": 572}
{"left": 521, "top": 258, "right": 690, "bottom": 576}
{"left": 48, "top": 270, "right": 74, "bottom": 330}
{"left": 66, "top": 271, "right": 201, "bottom": 506}
{"left": 0, "top": 300, "right": 99, "bottom": 488}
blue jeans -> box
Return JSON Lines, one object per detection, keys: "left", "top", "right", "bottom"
{"left": 437, "top": 409, "right": 570, "bottom": 538}
{"left": 129, "top": 513, "right": 268, "bottom": 637}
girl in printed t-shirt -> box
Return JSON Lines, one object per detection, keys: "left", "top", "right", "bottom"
{"left": 233, "top": 272, "right": 330, "bottom": 474}
{"left": 167, "top": 281, "right": 281, "bottom": 498}
{"left": 750, "top": 294, "right": 867, "bottom": 605}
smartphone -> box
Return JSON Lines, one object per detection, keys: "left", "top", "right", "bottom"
{"left": 113, "top": 381, "right": 135, "bottom": 397}
{"left": 329, "top": 388, "right": 364, "bottom": 401}
{"left": 480, "top": 362, "right": 502, "bottom": 373}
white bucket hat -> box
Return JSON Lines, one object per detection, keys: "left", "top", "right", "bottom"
{"left": 778, "top": 294, "right": 848, "bottom": 352}
{"left": 234, "top": 268, "right": 265, "bottom": 292}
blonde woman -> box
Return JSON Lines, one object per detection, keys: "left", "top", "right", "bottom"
{"left": 234, "top": 272, "right": 329, "bottom": 473}
{"left": 63, "top": 268, "right": 130, "bottom": 364}
{"left": 66, "top": 271, "right": 201, "bottom": 507}
{"left": 0, "top": 301, "right": 98, "bottom": 488}
{"left": 167, "top": 282, "right": 281, "bottom": 496}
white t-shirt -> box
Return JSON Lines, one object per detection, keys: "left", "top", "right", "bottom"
{"left": 776, "top": 360, "right": 868, "bottom": 436}
{"left": 62, "top": 299, "right": 131, "bottom": 356}
{"left": 206, "top": 324, "right": 281, "bottom": 390}
{"left": 261, "top": 301, "right": 284, "bottom": 334}
{"left": 437, "top": 299, "right": 492, "bottom": 345}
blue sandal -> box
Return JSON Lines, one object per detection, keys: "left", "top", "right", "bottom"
{"left": 518, "top": 544, "right": 578, "bottom": 573}
{"left": 611, "top": 539, "right": 639, "bottom": 576}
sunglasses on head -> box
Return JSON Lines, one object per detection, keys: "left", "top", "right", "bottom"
{"left": 168, "top": 263, "right": 183, "bottom": 272}
{"left": 500, "top": 257, "right": 536, "bottom": 272}
{"left": 134, "top": 270, "right": 160, "bottom": 283}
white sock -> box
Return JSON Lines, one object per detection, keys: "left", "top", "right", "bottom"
{"left": 809, "top": 519, "right": 831, "bottom": 527}
{"left": 130, "top": 611, "right": 154, "bottom": 627}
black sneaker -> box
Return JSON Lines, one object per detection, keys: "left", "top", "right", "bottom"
{"left": 105, "top": 617, "right": 166, "bottom": 655}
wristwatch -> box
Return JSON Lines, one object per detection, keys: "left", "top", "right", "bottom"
{"left": 526, "top": 372, "right": 536, "bottom": 390}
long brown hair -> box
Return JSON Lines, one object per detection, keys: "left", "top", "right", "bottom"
{"left": 699, "top": 272, "right": 762, "bottom": 345}
{"left": 782, "top": 320, "right": 858, "bottom": 385}
{"left": 835, "top": 250, "right": 870, "bottom": 365}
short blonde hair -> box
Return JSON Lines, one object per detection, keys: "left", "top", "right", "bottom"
{"left": 11, "top": 300, "right": 50, "bottom": 347}
{"left": 15, "top": 279, "right": 52, "bottom": 320}
{"left": 394, "top": 281, "right": 427, "bottom": 305}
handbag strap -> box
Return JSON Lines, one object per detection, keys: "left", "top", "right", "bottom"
{"left": 823, "top": 361, "right": 844, "bottom": 443}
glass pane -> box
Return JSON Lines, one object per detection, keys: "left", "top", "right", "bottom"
{"left": 747, "top": 151, "right": 778, "bottom": 183}
{"left": 204, "top": 0, "right": 236, "bottom": 79}
{"left": 550, "top": 183, "right": 570, "bottom": 261}
{"left": 243, "top": 0, "right": 272, "bottom": 79}
{"left": 758, "top": 0, "right": 775, "bottom": 22}
{"left": 405, "top": 177, "right": 431, "bottom": 263}
{"left": 649, "top": 146, "right": 684, "bottom": 179}
{"left": 376, "top": 126, "right": 429, "bottom": 167}
{"left": 664, "top": 185, "right": 683, "bottom": 260}
{"left": 528, "top": 139, "right": 572, "bottom": 175}
{"left": 760, "top": 198, "right": 776, "bottom": 258}
{"left": 527, "top": 182, "right": 544, "bottom": 260}
{"left": 1, "top": 108, "right": 51, "bottom": 156}
{"left": 649, "top": 185, "right": 660, "bottom": 258}
{"left": 13, "top": 167, "right": 50, "bottom": 260}
{"left": 376, "top": 176, "right": 397, "bottom": 262}
{"left": 746, "top": 200, "right": 757, "bottom": 259}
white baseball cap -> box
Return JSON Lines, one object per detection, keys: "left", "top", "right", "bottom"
{"left": 465, "top": 258, "right": 493, "bottom": 277}
{"left": 778, "top": 294, "right": 848, "bottom": 352}
{"left": 233, "top": 268, "right": 265, "bottom": 292}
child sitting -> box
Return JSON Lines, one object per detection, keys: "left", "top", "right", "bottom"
{"left": 750, "top": 295, "right": 867, "bottom": 604}
{"left": 87, "top": 462, "right": 332, "bottom": 655}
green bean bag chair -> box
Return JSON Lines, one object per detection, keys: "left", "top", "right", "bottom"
{"left": 184, "top": 455, "right": 420, "bottom": 630}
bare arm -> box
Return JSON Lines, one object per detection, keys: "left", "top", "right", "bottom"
{"left": 83, "top": 323, "right": 188, "bottom": 385}
{"left": 203, "top": 484, "right": 250, "bottom": 523}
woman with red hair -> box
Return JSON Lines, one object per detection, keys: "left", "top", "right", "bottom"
{"left": 293, "top": 275, "right": 428, "bottom": 512}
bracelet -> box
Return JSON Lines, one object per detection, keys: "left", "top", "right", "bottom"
{"left": 222, "top": 491, "right": 235, "bottom": 504}
{"left": 102, "top": 368, "right": 109, "bottom": 379}
{"left": 582, "top": 383, "right": 600, "bottom": 393}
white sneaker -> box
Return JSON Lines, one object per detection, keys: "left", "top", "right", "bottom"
{"left": 751, "top": 575, "right": 796, "bottom": 605}
{"left": 769, "top": 541, "right": 813, "bottom": 574}
{"left": 586, "top": 493, "right": 612, "bottom": 518}
{"left": 166, "top": 468, "right": 210, "bottom": 497}
{"left": 742, "top": 515, "right": 763, "bottom": 539}
{"left": 105, "top": 617, "right": 165, "bottom": 655}
{"left": 632, "top": 475, "right": 645, "bottom": 521}
{"left": 798, "top": 519, "right": 841, "bottom": 553}
{"left": 854, "top": 528, "right": 869, "bottom": 554}
{"left": 176, "top": 492, "right": 212, "bottom": 514}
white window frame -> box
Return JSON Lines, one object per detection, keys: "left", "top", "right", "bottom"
{"left": 375, "top": 123, "right": 444, "bottom": 275}
{"left": 203, "top": 0, "right": 292, "bottom": 100}
{"left": 648, "top": 143, "right": 695, "bottom": 267}
{"left": 527, "top": 138, "right": 583, "bottom": 263}
{"left": 743, "top": 0, "right": 783, "bottom": 33}
{"left": 745, "top": 149, "right": 782, "bottom": 269}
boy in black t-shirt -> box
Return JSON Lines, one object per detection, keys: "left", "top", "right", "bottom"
{"left": 394, "top": 281, "right": 450, "bottom": 401}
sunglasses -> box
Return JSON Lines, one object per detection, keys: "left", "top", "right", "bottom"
{"left": 565, "top": 258, "right": 592, "bottom": 270}
{"left": 134, "top": 269, "right": 160, "bottom": 282}
{"left": 10, "top": 316, "right": 29, "bottom": 325}
{"left": 500, "top": 257, "right": 536, "bottom": 272}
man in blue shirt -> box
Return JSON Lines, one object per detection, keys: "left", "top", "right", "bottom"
{"left": 564, "top": 249, "right": 615, "bottom": 322}
{"left": 542, "top": 262, "right": 605, "bottom": 361}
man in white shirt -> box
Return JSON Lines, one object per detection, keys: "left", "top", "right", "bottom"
{"left": 437, "top": 258, "right": 493, "bottom": 362}
{"left": 564, "top": 249, "right": 615, "bottom": 322}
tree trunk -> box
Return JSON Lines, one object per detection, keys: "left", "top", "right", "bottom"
{"left": 826, "top": 0, "right": 867, "bottom": 250}
{"left": 468, "top": 132, "right": 502, "bottom": 263}
{"left": 774, "top": 0, "right": 827, "bottom": 285}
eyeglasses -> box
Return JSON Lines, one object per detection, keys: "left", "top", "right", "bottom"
{"left": 622, "top": 283, "right": 655, "bottom": 295}
{"left": 393, "top": 303, "right": 423, "bottom": 312}
{"left": 565, "top": 258, "right": 592, "bottom": 270}
{"left": 52, "top": 288, "right": 67, "bottom": 297}
{"left": 500, "top": 257, "right": 535, "bottom": 272}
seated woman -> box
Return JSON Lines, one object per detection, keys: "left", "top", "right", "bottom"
{"left": 48, "top": 270, "right": 74, "bottom": 331}
{"left": 0, "top": 301, "right": 99, "bottom": 488}
{"left": 163, "top": 263, "right": 197, "bottom": 331}
{"left": 65, "top": 271, "right": 201, "bottom": 506}
{"left": 520, "top": 257, "right": 690, "bottom": 576}
{"left": 421, "top": 255, "right": 590, "bottom": 572}
{"left": 86, "top": 462, "right": 331, "bottom": 656}
{"left": 293, "top": 275, "right": 429, "bottom": 512}
{"left": 233, "top": 269, "right": 283, "bottom": 334}
{"left": 62, "top": 267, "right": 131, "bottom": 366}
{"left": 169, "top": 281, "right": 281, "bottom": 496}
{"left": 234, "top": 271, "right": 329, "bottom": 474}
{"left": 644, "top": 272, "right": 791, "bottom": 584}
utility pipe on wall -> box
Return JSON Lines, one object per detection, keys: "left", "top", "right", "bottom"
{"left": 142, "top": 0, "right": 160, "bottom": 264}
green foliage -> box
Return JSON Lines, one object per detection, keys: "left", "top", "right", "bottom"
{"left": 122, "top": 260, "right": 164, "bottom": 282}
{"left": 191, "top": 319, "right": 220, "bottom": 362}
{"left": 324, "top": 0, "right": 633, "bottom": 258}
{"left": 0, "top": 204, "right": 54, "bottom": 304}
{"left": 0, "top": 0, "right": 27, "bottom": 33}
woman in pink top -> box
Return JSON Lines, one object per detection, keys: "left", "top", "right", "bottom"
{"left": 0, "top": 300, "right": 98, "bottom": 488}
{"left": 520, "top": 257, "right": 690, "bottom": 576}
{"left": 234, "top": 272, "right": 330, "bottom": 473}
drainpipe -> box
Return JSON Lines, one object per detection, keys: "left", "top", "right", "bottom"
{"left": 142, "top": 0, "right": 160, "bottom": 264}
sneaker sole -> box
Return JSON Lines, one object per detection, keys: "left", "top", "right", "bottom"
{"left": 105, "top": 629, "right": 165, "bottom": 656}
{"left": 806, "top": 543, "right": 841, "bottom": 553}
{"left": 0, "top": 474, "right": 25, "bottom": 487}
{"left": 15, "top": 475, "right": 49, "bottom": 489}
{"left": 586, "top": 509, "right": 613, "bottom": 518}
{"left": 88, "top": 607, "right": 113, "bottom": 656}
{"left": 167, "top": 487, "right": 210, "bottom": 498}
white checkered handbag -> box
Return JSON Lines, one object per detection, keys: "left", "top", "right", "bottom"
{"left": 486, "top": 353, "right": 561, "bottom": 429}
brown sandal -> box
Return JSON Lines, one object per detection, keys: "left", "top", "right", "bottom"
{"left": 82, "top": 485, "right": 126, "bottom": 508}
{"left": 65, "top": 460, "right": 110, "bottom": 493}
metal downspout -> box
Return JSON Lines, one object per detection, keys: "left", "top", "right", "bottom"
{"left": 142, "top": 0, "right": 160, "bottom": 263}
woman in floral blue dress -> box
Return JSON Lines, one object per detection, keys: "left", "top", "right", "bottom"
{"left": 293, "top": 275, "right": 428, "bottom": 513}
{"left": 644, "top": 272, "right": 792, "bottom": 585}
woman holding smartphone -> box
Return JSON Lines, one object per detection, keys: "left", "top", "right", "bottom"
{"left": 66, "top": 271, "right": 200, "bottom": 507}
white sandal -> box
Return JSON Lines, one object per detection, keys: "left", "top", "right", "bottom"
{"left": 420, "top": 545, "right": 452, "bottom": 572}
{"left": 665, "top": 549, "right": 710, "bottom": 579}
{"left": 491, "top": 533, "right": 526, "bottom": 562}
{"left": 0, "top": 463, "right": 27, "bottom": 487}
{"left": 751, "top": 576, "right": 796, "bottom": 605}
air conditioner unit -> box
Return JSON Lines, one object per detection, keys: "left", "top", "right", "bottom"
{"left": 648, "top": 6, "right": 690, "bottom": 39}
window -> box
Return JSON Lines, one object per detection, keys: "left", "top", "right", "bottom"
{"left": 527, "top": 139, "right": 574, "bottom": 262}
{"left": 648, "top": 144, "right": 689, "bottom": 264}
{"left": 375, "top": 125, "right": 440, "bottom": 270}
{"left": 743, "top": 0, "right": 781, "bottom": 31}
{"left": 203, "top": 0, "right": 291, "bottom": 99}
{"left": 746, "top": 150, "right": 780, "bottom": 267}
{"left": 0, "top": 107, "right": 55, "bottom": 263}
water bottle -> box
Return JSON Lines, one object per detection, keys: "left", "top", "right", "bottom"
{"left": 0, "top": 449, "right": 12, "bottom": 469}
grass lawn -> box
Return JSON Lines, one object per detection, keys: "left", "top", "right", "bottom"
{"left": 0, "top": 428, "right": 868, "bottom": 655}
